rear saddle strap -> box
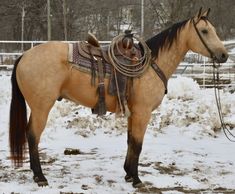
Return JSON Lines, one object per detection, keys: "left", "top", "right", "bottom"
{"left": 91, "top": 55, "right": 107, "bottom": 116}
{"left": 87, "top": 44, "right": 97, "bottom": 86}
{"left": 86, "top": 33, "right": 107, "bottom": 115}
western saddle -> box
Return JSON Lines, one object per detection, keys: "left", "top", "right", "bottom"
{"left": 73, "top": 31, "right": 143, "bottom": 116}
{"left": 78, "top": 31, "right": 139, "bottom": 65}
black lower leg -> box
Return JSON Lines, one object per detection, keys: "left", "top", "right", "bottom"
{"left": 124, "top": 146, "right": 133, "bottom": 182}
{"left": 27, "top": 130, "right": 48, "bottom": 186}
{"left": 130, "top": 137, "right": 143, "bottom": 187}
{"left": 124, "top": 130, "right": 132, "bottom": 181}
{"left": 124, "top": 135, "right": 143, "bottom": 187}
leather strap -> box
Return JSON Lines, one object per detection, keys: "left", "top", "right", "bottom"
{"left": 192, "top": 19, "right": 214, "bottom": 59}
{"left": 97, "top": 58, "right": 105, "bottom": 92}
{"left": 92, "top": 57, "right": 107, "bottom": 116}
{"left": 151, "top": 63, "right": 168, "bottom": 94}
{"left": 88, "top": 45, "right": 96, "bottom": 86}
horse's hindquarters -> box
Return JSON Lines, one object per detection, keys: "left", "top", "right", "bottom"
{"left": 15, "top": 42, "right": 71, "bottom": 113}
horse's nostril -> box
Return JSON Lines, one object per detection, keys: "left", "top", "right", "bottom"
{"left": 221, "top": 53, "right": 227, "bottom": 59}
{"left": 216, "top": 52, "right": 228, "bottom": 63}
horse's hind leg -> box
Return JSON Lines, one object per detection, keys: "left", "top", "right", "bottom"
{"left": 27, "top": 108, "right": 52, "bottom": 186}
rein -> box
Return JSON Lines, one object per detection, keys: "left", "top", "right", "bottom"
{"left": 213, "top": 64, "right": 235, "bottom": 142}
{"left": 193, "top": 18, "right": 235, "bottom": 141}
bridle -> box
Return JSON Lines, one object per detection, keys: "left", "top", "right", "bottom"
{"left": 193, "top": 17, "right": 235, "bottom": 142}
{"left": 192, "top": 17, "right": 216, "bottom": 61}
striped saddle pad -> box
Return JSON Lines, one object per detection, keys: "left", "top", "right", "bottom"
{"left": 68, "top": 42, "right": 112, "bottom": 77}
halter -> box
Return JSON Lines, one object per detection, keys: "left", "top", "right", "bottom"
{"left": 192, "top": 17, "right": 215, "bottom": 61}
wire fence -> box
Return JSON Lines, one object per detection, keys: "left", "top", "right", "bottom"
{"left": 0, "top": 40, "right": 235, "bottom": 88}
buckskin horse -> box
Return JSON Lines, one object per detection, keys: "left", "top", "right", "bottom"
{"left": 9, "top": 9, "right": 228, "bottom": 187}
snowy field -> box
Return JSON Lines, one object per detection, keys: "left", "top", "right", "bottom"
{"left": 0, "top": 70, "right": 235, "bottom": 194}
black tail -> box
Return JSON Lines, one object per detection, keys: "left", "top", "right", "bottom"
{"left": 9, "top": 56, "right": 27, "bottom": 167}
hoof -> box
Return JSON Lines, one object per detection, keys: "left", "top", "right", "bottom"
{"left": 125, "top": 175, "right": 133, "bottom": 182}
{"left": 132, "top": 177, "right": 144, "bottom": 188}
{"left": 37, "top": 180, "right": 49, "bottom": 187}
{"left": 33, "top": 175, "right": 48, "bottom": 187}
{"left": 133, "top": 182, "right": 145, "bottom": 188}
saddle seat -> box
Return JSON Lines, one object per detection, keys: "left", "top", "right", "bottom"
{"left": 77, "top": 32, "right": 141, "bottom": 65}
{"left": 78, "top": 41, "right": 111, "bottom": 64}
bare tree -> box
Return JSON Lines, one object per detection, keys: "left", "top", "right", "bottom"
{"left": 0, "top": 0, "right": 235, "bottom": 42}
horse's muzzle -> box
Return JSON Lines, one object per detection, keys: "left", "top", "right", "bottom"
{"left": 214, "top": 52, "right": 228, "bottom": 63}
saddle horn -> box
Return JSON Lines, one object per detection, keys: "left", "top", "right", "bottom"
{"left": 122, "top": 30, "right": 134, "bottom": 50}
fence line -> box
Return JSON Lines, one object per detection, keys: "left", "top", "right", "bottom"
{"left": 1, "top": 40, "right": 235, "bottom": 88}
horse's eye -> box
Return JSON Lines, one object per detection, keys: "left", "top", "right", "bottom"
{"left": 201, "top": 29, "right": 208, "bottom": 34}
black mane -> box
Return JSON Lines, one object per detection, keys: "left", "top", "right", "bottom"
{"left": 146, "top": 19, "right": 190, "bottom": 59}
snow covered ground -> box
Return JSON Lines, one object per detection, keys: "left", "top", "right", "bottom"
{"left": 0, "top": 70, "right": 235, "bottom": 194}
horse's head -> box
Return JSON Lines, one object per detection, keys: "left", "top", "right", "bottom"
{"left": 187, "top": 8, "right": 228, "bottom": 63}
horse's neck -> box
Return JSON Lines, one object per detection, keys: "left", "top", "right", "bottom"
{"left": 154, "top": 34, "right": 189, "bottom": 79}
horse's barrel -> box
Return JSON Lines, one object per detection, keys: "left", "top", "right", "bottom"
{"left": 122, "top": 30, "right": 134, "bottom": 50}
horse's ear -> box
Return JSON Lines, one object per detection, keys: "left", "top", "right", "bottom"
{"left": 197, "top": 7, "right": 203, "bottom": 18}
{"left": 194, "top": 7, "right": 203, "bottom": 22}
{"left": 202, "top": 8, "right": 211, "bottom": 18}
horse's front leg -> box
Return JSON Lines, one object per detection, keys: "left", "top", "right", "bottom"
{"left": 124, "top": 111, "right": 151, "bottom": 188}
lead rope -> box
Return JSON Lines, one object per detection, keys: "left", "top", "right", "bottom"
{"left": 213, "top": 61, "right": 235, "bottom": 142}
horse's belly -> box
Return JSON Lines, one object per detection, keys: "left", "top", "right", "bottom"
{"left": 61, "top": 69, "right": 117, "bottom": 113}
